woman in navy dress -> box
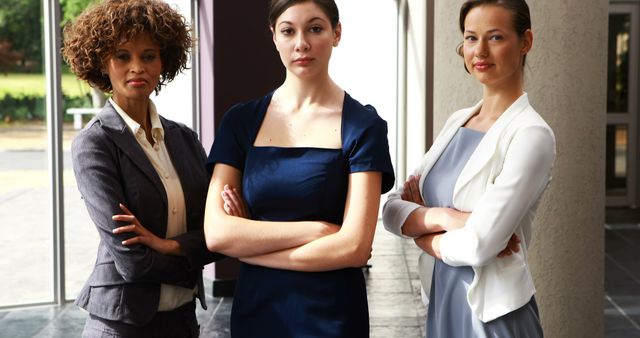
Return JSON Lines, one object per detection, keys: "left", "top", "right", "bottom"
{"left": 203, "top": 0, "right": 394, "bottom": 337}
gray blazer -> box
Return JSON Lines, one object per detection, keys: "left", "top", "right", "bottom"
{"left": 72, "top": 102, "right": 224, "bottom": 326}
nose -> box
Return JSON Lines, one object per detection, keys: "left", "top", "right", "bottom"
{"left": 294, "top": 32, "right": 310, "bottom": 52}
{"left": 130, "top": 56, "right": 145, "bottom": 73}
{"left": 475, "top": 39, "right": 488, "bottom": 58}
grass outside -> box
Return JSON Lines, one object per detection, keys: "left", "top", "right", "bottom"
{"left": 0, "top": 73, "right": 92, "bottom": 98}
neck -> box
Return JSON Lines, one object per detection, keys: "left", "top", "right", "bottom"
{"left": 479, "top": 76, "right": 524, "bottom": 120}
{"left": 112, "top": 95, "right": 150, "bottom": 130}
{"left": 276, "top": 71, "right": 342, "bottom": 110}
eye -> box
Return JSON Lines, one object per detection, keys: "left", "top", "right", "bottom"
{"left": 309, "top": 25, "right": 323, "bottom": 33}
{"left": 280, "top": 27, "right": 294, "bottom": 35}
{"left": 114, "top": 52, "right": 130, "bottom": 61}
{"left": 489, "top": 34, "right": 504, "bottom": 41}
{"left": 142, "top": 53, "right": 157, "bottom": 62}
{"left": 464, "top": 35, "right": 477, "bottom": 42}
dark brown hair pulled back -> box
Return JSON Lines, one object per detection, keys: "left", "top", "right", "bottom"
{"left": 457, "top": 0, "right": 531, "bottom": 71}
{"left": 268, "top": 0, "right": 340, "bottom": 30}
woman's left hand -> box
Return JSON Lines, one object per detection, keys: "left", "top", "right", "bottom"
{"left": 497, "top": 234, "right": 521, "bottom": 258}
{"left": 221, "top": 184, "right": 249, "bottom": 218}
{"left": 401, "top": 175, "right": 424, "bottom": 206}
{"left": 112, "top": 203, "right": 182, "bottom": 256}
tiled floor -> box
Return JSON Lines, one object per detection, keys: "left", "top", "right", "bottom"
{"left": 604, "top": 223, "right": 640, "bottom": 338}
{"left": 1, "top": 223, "right": 639, "bottom": 338}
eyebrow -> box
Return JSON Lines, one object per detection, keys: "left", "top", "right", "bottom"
{"left": 465, "top": 28, "right": 504, "bottom": 34}
{"left": 278, "top": 17, "right": 327, "bottom": 26}
{"left": 115, "top": 48, "right": 158, "bottom": 53}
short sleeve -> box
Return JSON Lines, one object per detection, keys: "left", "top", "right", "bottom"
{"left": 345, "top": 105, "right": 395, "bottom": 194}
{"left": 206, "top": 104, "right": 251, "bottom": 174}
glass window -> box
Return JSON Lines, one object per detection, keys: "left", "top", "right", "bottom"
{"left": 0, "top": 0, "right": 54, "bottom": 307}
{"left": 607, "top": 14, "right": 631, "bottom": 113}
{"left": 606, "top": 124, "right": 628, "bottom": 195}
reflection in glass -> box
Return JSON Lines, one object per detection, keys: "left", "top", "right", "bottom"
{"left": 607, "top": 14, "right": 631, "bottom": 113}
{"left": 0, "top": 0, "right": 53, "bottom": 306}
{"left": 606, "top": 125, "right": 628, "bottom": 195}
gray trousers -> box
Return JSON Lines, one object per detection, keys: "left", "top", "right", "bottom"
{"left": 82, "top": 300, "right": 199, "bottom": 338}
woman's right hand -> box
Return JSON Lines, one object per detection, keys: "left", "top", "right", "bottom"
{"left": 441, "top": 209, "right": 520, "bottom": 258}
{"left": 221, "top": 185, "right": 341, "bottom": 237}
{"left": 441, "top": 208, "right": 470, "bottom": 231}
{"left": 401, "top": 175, "right": 424, "bottom": 206}
{"left": 221, "top": 184, "right": 249, "bottom": 218}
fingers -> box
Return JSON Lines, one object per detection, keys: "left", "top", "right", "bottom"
{"left": 409, "top": 175, "right": 422, "bottom": 205}
{"left": 222, "top": 186, "right": 240, "bottom": 216}
{"left": 508, "top": 234, "right": 521, "bottom": 253}
{"left": 401, "top": 180, "right": 410, "bottom": 201}
{"left": 497, "top": 248, "right": 512, "bottom": 258}
{"left": 401, "top": 175, "right": 423, "bottom": 205}
{"left": 224, "top": 185, "right": 243, "bottom": 208}
{"left": 112, "top": 214, "right": 135, "bottom": 223}
{"left": 112, "top": 224, "right": 138, "bottom": 234}
{"left": 222, "top": 184, "right": 248, "bottom": 218}
{"left": 112, "top": 224, "right": 150, "bottom": 246}
{"left": 114, "top": 204, "right": 142, "bottom": 226}
{"left": 223, "top": 200, "right": 240, "bottom": 216}
{"left": 118, "top": 203, "right": 133, "bottom": 215}
{"left": 498, "top": 234, "right": 522, "bottom": 258}
{"left": 121, "top": 236, "right": 146, "bottom": 246}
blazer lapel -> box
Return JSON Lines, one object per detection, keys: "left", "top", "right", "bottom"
{"left": 162, "top": 119, "right": 195, "bottom": 228}
{"left": 97, "top": 102, "right": 167, "bottom": 206}
{"left": 453, "top": 93, "right": 530, "bottom": 198}
{"left": 418, "top": 101, "right": 482, "bottom": 191}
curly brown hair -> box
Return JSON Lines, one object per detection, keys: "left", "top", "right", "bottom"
{"left": 62, "top": 0, "right": 192, "bottom": 93}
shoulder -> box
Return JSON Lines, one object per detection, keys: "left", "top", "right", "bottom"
{"left": 159, "top": 116, "right": 196, "bottom": 138}
{"left": 73, "top": 102, "right": 126, "bottom": 144}
{"left": 343, "top": 93, "right": 388, "bottom": 134}
{"left": 502, "top": 105, "right": 556, "bottom": 163}
{"left": 71, "top": 108, "right": 114, "bottom": 152}
{"left": 511, "top": 104, "right": 556, "bottom": 144}
{"left": 220, "top": 93, "right": 272, "bottom": 127}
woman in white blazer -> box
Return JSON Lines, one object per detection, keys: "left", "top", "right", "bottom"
{"left": 382, "top": 0, "right": 555, "bottom": 337}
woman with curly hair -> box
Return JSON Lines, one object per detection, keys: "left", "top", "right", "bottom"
{"left": 63, "top": 1, "right": 223, "bottom": 336}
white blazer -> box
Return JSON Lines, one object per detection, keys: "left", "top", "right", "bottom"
{"left": 383, "top": 93, "right": 556, "bottom": 322}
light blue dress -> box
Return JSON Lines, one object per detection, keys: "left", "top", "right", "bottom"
{"left": 423, "top": 127, "right": 543, "bottom": 338}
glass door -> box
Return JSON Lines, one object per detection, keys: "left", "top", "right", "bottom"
{"left": 607, "top": 3, "right": 639, "bottom": 207}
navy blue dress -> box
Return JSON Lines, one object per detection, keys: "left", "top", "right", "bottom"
{"left": 207, "top": 92, "right": 395, "bottom": 338}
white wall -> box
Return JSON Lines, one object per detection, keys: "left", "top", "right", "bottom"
{"left": 330, "top": 0, "right": 398, "bottom": 177}
{"left": 153, "top": 0, "right": 195, "bottom": 129}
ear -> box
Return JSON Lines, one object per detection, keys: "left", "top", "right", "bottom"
{"left": 271, "top": 27, "right": 279, "bottom": 51}
{"left": 333, "top": 22, "right": 342, "bottom": 47}
{"left": 521, "top": 29, "right": 533, "bottom": 54}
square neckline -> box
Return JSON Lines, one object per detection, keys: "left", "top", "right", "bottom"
{"left": 250, "top": 90, "right": 348, "bottom": 151}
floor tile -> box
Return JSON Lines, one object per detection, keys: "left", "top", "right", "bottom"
{"left": 1, "top": 224, "right": 639, "bottom": 338}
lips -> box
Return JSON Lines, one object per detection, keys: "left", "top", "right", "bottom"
{"left": 293, "top": 57, "right": 314, "bottom": 65}
{"left": 127, "top": 78, "right": 147, "bottom": 86}
{"left": 473, "top": 62, "right": 493, "bottom": 71}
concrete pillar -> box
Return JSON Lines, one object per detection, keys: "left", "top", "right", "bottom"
{"left": 432, "top": 1, "right": 607, "bottom": 337}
